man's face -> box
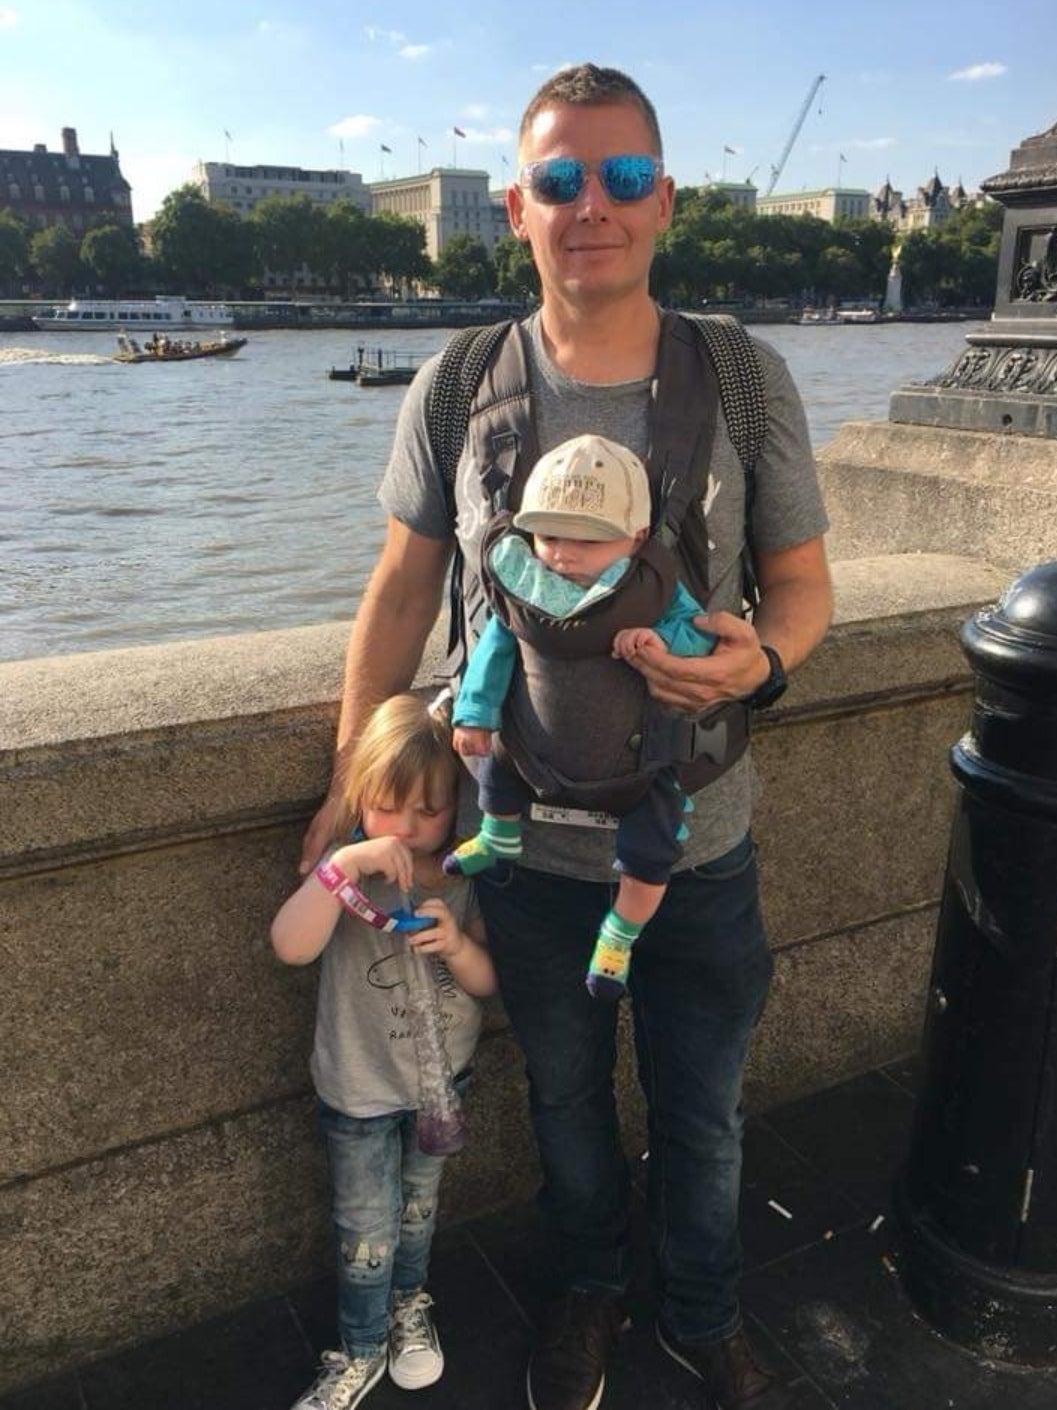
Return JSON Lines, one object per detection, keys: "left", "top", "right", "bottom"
{"left": 507, "top": 100, "right": 674, "bottom": 308}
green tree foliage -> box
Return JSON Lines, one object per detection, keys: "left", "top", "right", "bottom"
{"left": 249, "top": 194, "right": 325, "bottom": 294}
{"left": 370, "top": 211, "right": 432, "bottom": 295}
{"left": 151, "top": 185, "right": 256, "bottom": 295}
{"left": 30, "top": 223, "right": 82, "bottom": 295}
{"left": 897, "top": 201, "right": 1003, "bottom": 306}
{"left": 318, "top": 200, "right": 375, "bottom": 298}
{"left": 493, "top": 234, "right": 540, "bottom": 301}
{"left": 431, "top": 234, "right": 496, "bottom": 299}
{"left": 80, "top": 224, "right": 142, "bottom": 295}
{"left": 0, "top": 209, "right": 28, "bottom": 294}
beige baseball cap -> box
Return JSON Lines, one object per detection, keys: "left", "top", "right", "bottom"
{"left": 513, "top": 434, "right": 652, "bottom": 542}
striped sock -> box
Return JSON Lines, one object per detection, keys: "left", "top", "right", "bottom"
{"left": 586, "top": 911, "right": 643, "bottom": 1002}
{"left": 442, "top": 815, "right": 522, "bottom": 876}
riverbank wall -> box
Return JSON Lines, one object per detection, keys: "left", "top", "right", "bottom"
{"left": 2, "top": 545, "right": 1011, "bottom": 1392}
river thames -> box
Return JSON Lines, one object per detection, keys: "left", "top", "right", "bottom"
{"left": 1, "top": 319, "right": 982, "bottom": 663}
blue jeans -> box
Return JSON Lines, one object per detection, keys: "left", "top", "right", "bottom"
{"left": 319, "top": 1099, "right": 447, "bottom": 1357}
{"left": 477, "top": 834, "right": 773, "bottom": 1343}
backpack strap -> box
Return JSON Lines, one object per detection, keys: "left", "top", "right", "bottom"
{"left": 678, "top": 312, "right": 768, "bottom": 609}
{"left": 427, "top": 320, "right": 517, "bottom": 669}
{"left": 427, "top": 320, "right": 516, "bottom": 518}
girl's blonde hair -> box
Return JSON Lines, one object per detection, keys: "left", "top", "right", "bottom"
{"left": 338, "top": 692, "right": 458, "bottom": 836}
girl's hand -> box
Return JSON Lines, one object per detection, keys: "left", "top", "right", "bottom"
{"left": 612, "top": 626, "right": 663, "bottom": 660}
{"left": 407, "top": 898, "right": 464, "bottom": 960}
{"left": 453, "top": 725, "right": 494, "bottom": 758}
{"left": 331, "top": 835, "right": 415, "bottom": 894}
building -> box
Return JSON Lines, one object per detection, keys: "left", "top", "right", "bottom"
{"left": 368, "top": 167, "right": 506, "bottom": 259}
{"left": 870, "top": 172, "right": 974, "bottom": 233}
{"left": 191, "top": 161, "right": 370, "bottom": 217}
{"left": 757, "top": 187, "right": 872, "bottom": 222}
{"left": 703, "top": 180, "right": 758, "bottom": 212}
{"left": 0, "top": 127, "right": 133, "bottom": 233}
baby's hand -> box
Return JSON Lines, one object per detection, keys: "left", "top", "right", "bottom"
{"left": 613, "top": 627, "right": 663, "bottom": 660}
{"left": 407, "top": 898, "right": 463, "bottom": 959}
{"left": 453, "top": 725, "right": 494, "bottom": 758}
{"left": 332, "top": 835, "right": 414, "bottom": 894}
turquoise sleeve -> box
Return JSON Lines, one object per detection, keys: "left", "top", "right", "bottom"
{"left": 453, "top": 615, "right": 517, "bottom": 729}
{"left": 654, "top": 583, "right": 717, "bottom": 658}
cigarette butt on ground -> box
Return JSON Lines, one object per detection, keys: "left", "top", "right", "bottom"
{"left": 767, "top": 1199, "right": 793, "bottom": 1220}
{"left": 869, "top": 1214, "right": 886, "bottom": 1233}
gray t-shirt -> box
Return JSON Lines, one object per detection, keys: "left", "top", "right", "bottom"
{"left": 378, "top": 311, "right": 828, "bottom": 882}
{"left": 310, "top": 872, "right": 482, "bottom": 1118}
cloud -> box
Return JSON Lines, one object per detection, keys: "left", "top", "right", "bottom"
{"left": 0, "top": 7, "right": 19, "bottom": 28}
{"left": 464, "top": 104, "right": 490, "bottom": 121}
{"left": 399, "top": 43, "right": 429, "bottom": 59}
{"left": 255, "top": 19, "right": 309, "bottom": 47}
{"left": 459, "top": 125, "right": 515, "bottom": 145}
{"left": 365, "top": 27, "right": 406, "bottom": 44}
{"left": 328, "top": 114, "right": 382, "bottom": 139}
{"left": 811, "top": 137, "right": 896, "bottom": 153}
{"left": 948, "top": 61, "right": 1007, "bottom": 82}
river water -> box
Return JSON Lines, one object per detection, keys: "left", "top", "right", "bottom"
{"left": 1, "top": 320, "right": 982, "bottom": 663}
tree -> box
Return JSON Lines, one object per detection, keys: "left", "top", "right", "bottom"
{"left": 318, "top": 200, "right": 375, "bottom": 298}
{"left": 30, "top": 223, "right": 82, "bottom": 295}
{"left": 249, "top": 194, "right": 324, "bottom": 295}
{"left": 80, "top": 224, "right": 142, "bottom": 295}
{"left": 0, "top": 210, "right": 28, "bottom": 295}
{"left": 370, "top": 211, "right": 432, "bottom": 296}
{"left": 151, "top": 184, "right": 256, "bottom": 295}
{"left": 493, "top": 234, "right": 540, "bottom": 301}
{"left": 432, "top": 234, "right": 496, "bottom": 300}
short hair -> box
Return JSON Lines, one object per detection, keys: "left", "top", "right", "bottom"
{"left": 338, "top": 692, "right": 458, "bottom": 835}
{"left": 519, "top": 64, "right": 663, "bottom": 158}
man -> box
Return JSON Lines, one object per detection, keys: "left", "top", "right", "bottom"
{"left": 303, "top": 64, "right": 832, "bottom": 1410}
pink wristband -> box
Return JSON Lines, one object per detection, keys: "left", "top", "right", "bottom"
{"left": 314, "top": 859, "right": 401, "bottom": 931}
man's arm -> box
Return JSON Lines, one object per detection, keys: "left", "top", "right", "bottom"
{"left": 298, "top": 517, "right": 452, "bottom": 872}
{"left": 625, "top": 535, "right": 833, "bottom": 713}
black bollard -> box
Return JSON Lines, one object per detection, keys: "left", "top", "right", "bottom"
{"left": 895, "top": 560, "right": 1057, "bottom": 1365}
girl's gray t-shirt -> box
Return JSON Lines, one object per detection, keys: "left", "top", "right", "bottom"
{"left": 377, "top": 312, "right": 828, "bottom": 883}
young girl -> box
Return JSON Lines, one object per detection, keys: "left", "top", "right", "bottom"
{"left": 272, "top": 693, "right": 495, "bottom": 1410}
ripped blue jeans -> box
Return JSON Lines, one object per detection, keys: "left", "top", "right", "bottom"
{"left": 319, "top": 1099, "right": 446, "bottom": 1358}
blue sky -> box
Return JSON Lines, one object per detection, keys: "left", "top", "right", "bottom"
{"left": 1, "top": 0, "right": 1053, "bottom": 225}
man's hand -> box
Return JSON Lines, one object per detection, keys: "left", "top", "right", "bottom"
{"left": 453, "top": 725, "right": 494, "bottom": 758}
{"left": 299, "top": 792, "right": 344, "bottom": 875}
{"left": 623, "top": 610, "right": 770, "bottom": 713}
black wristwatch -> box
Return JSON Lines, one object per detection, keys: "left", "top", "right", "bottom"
{"left": 746, "top": 646, "right": 788, "bottom": 710}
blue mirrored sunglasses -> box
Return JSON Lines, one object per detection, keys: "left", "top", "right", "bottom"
{"left": 518, "top": 154, "right": 664, "bottom": 206}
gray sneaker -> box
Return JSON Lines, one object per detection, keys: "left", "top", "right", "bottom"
{"left": 291, "top": 1348, "right": 386, "bottom": 1410}
{"left": 388, "top": 1289, "right": 445, "bottom": 1389}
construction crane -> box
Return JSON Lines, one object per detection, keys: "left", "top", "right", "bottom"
{"left": 765, "top": 74, "right": 826, "bottom": 196}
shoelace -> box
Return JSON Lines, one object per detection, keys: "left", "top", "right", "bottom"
{"left": 304, "top": 1351, "right": 376, "bottom": 1408}
{"left": 391, "top": 1292, "right": 435, "bottom": 1352}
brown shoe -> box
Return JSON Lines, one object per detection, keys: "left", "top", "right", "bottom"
{"left": 656, "top": 1324, "right": 790, "bottom": 1408}
{"left": 527, "top": 1288, "right": 629, "bottom": 1410}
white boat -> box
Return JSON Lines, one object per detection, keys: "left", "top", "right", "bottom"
{"left": 33, "top": 297, "right": 234, "bottom": 331}
{"left": 836, "top": 306, "right": 881, "bottom": 324}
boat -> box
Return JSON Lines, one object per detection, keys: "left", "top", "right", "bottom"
{"left": 793, "top": 307, "right": 839, "bottom": 326}
{"left": 34, "top": 296, "right": 234, "bottom": 331}
{"left": 836, "top": 305, "right": 882, "bottom": 324}
{"left": 357, "top": 365, "right": 419, "bottom": 387}
{"left": 112, "top": 333, "right": 247, "bottom": 364}
{"left": 329, "top": 346, "right": 424, "bottom": 386}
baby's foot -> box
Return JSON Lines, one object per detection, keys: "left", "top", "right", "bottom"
{"left": 586, "top": 912, "right": 641, "bottom": 1002}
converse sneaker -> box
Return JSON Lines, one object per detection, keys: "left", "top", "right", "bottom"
{"left": 527, "top": 1287, "right": 628, "bottom": 1410}
{"left": 388, "top": 1288, "right": 445, "bottom": 1389}
{"left": 656, "top": 1323, "right": 790, "bottom": 1408}
{"left": 291, "top": 1348, "right": 386, "bottom": 1410}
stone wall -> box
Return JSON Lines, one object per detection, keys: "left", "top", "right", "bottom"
{"left": 0, "top": 557, "right": 1007, "bottom": 1391}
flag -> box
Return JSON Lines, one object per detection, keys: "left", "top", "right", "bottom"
{"left": 381, "top": 144, "right": 392, "bottom": 153}
{"left": 453, "top": 126, "right": 466, "bottom": 138}
{"left": 224, "top": 129, "right": 232, "bottom": 142}
{"left": 723, "top": 145, "right": 736, "bottom": 155}
{"left": 839, "top": 152, "right": 847, "bottom": 163}
{"left": 418, "top": 136, "right": 427, "bottom": 147}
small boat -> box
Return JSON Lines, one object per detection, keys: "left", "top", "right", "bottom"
{"left": 112, "top": 333, "right": 247, "bottom": 364}
{"left": 35, "top": 296, "right": 234, "bottom": 331}
{"left": 328, "top": 347, "right": 424, "bottom": 385}
{"left": 835, "top": 306, "right": 882, "bottom": 324}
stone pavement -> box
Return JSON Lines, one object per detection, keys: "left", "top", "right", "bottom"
{"left": 7, "top": 1060, "right": 1057, "bottom": 1410}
